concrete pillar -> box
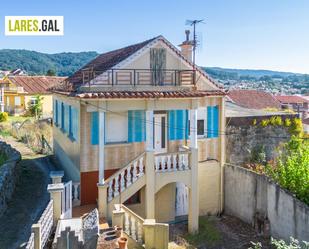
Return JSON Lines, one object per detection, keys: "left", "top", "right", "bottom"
{"left": 47, "top": 183, "right": 64, "bottom": 225}
{"left": 50, "top": 171, "right": 64, "bottom": 184}
{"left": 189, "top": 109, "right": 198, "bottom": 149}
{"left": 219, "top": 97, "right": 226, "bottom": 213}
{"left": 143, "top": 219, "right": 156, "bottom": 249}
{"left": 188, "top": 148, "right": 199, "bottom": 233}
{"left": 99, "top": 111, "right": 105, "bottom": 184}
{"left": 32, "top": 223, "right": 41, "bottom": 249}
{"left": 97, "top": 183, "right": 108, "bottom": 218}
{"left": 145, "top": 151, "right": 155, "bottom": 219}
{"left": 112, "top": 207, "right": 125, "bottom": 228}
{"left": 146, "top": 110, "right": 154, "bottom": 151}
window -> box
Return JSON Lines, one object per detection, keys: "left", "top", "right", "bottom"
{"left": 197, "top": 120, "right": 205, "bottom": 135}
{"left": 30, "top": 97, "right": 37, "bottom": 106}
{"left": 14, "top": 96, "right": 21, "bottom": 106}
{"left": 106, "top": 112, "right": 128, "bottom": 143}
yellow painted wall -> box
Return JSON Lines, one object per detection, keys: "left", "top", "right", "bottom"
{"left": 198, "top": 161, "right": 221, "bottom": 215}
{"left": 155, "top": 183, "right": 176, "bottom": 222}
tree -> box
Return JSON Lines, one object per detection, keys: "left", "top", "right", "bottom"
{"left": 28, "top": 95, "right": 44, "bottom": 119}
{"left": 46, "top": 69, "right": 56, "bottom": 76}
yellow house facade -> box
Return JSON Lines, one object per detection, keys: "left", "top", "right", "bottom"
{"left": 0, "top": 75, "right": 66, "bottom": 116}
{"left": 52, "top": 34, "right": 226, "bottom": 241}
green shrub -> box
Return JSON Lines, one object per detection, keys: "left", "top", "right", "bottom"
{"left": 250, "top": 145, "right": 266, "bottom": 165}
{"left": 266, "top": 137, "right": 309, "bottom": 205}
{"left": 284, "top": 118, "right": 291, "bottom": 127}
{"left": 289, "top": 118, "right": 303, "bottom": 137}
{"left": 0, "top": 112, "right": 8, "bottom": 122}
{"left": 252, "top": 119, "right": 257, "bottom": 126}
{"left": 260, "top": 119, "right": 269, "bottom": 127}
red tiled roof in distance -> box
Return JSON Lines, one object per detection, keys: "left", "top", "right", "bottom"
{"left": 228, "top": 89, "right": 281, "bottom": 110}
{"left": 275, "top": 95, "right": 308, "bottom": 104}
{"left": 9, "top": 76, "right": 67, "bottom": 94}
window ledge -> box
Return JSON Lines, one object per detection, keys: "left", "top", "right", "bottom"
{"left": 105, "top": 142, "right": 130, "bottom": 148}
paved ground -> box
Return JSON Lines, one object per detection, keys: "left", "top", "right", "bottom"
{"left": 0, "top": 136, "right": 55, "bottom": 249}
{"left": 169, "top": 215, "right": 271, "bottom": 249}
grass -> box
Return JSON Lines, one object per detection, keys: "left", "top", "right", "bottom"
{"left": 183, "top": 216, "right": 221, "bottom": 247}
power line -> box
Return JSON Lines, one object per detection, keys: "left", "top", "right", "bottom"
{"left": 83, "top": 100, "right": 308, "bottom": 140}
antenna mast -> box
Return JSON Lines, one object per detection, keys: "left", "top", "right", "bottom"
{"left": 185, "top": 19, "right": 204, "bottom": 85}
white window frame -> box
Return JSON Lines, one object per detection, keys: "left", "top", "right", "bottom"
{"left": 105, "top": 112, "right": 128, "bottom": 144}
{"left": 14, "top": 96, "right": 21, "bottom": 106}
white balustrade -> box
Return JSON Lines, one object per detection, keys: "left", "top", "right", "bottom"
{"left": 105, "top": 153, "right": 145, "bottom": 203}
{"left": 125, "top": 212, "right": 130, "bottom": 235}
{"left": 138, "top": 157, "right": 144, "bottom": 176}
{"left": 133, "top": 161, "right": 138, "bottom": 182}
{"left": 155, "top": 152, "right": 191, "bottom": 172}
{"left": 131, "top": 216, "right": 137, "bottom": 240}
{"left": 137, "top": 222, "right": 143, "bottom": 243}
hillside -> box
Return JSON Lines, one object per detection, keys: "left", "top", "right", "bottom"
{"left": 0, "top": 49, "right": 98, "bottom": 76}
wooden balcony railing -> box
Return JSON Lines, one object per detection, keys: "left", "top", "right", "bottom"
{"left": 81, "top": 68, "right": 195, "bottom": 86}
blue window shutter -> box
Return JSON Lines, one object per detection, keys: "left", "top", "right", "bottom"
{"left": 61, "top": 103, "right": 65, "bottom": 130}
{"left": 128, "top": 111, "right": 134, "bottom": 142}
{"left": 213, "top": 106, "right": 219, "bottom": 138}
{"left": 72, "top": 107, "right": 79, "bottom": 141}
{"left": 128, "top": 110, "right": 145, "bottom": 143}
{"left": 168, "top": 110, "right": 176, "bottom": 140}
{"left": 91, "top": 112, "right": 99, "bottom": 145}
{"left": 69, "top": 106, "right": 72, "bottom": 136}
{"left": 185, "top": 110, "right": 189, "bottom": 139}
{"left": 55, "top": 100, "right": 58, "bottom": 125}
{"left": 207, "top": 106, "right": 213, "bottom": 138}
{"left": 64, "top": 104, "right": 70, "bottom": 133}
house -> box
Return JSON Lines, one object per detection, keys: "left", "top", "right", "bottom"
{"left": 52, "top": 33, "right": 226, "bottom": 234}
{"left": 0, "top": 75, "right": 66, "bottom": 115}
{"left": 227, "top": 89, "right": 281, "bottom": 110}
{"left": 275, "top": 95, "right": 308, "bottom": 116}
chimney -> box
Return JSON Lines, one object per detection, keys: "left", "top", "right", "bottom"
{"left": 179, "top": 30, "right": 193, "bottom": 62}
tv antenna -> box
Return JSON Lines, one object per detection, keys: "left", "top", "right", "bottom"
{"left": 185, "top": 19, "right": 205, "bottom": 85}
{"left": 185, "top": 19, "right": 205, "bottom": 66}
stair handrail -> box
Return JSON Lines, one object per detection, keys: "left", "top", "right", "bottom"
{"left": 155, "top": 149, "right": 191, "bottom": 157}
{"left": 104, "top": 152, "right": 146, "bottom": 185}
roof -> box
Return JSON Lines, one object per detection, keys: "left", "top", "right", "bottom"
{"left": 67, "top": 37, "right": 158, "bottom": 89}
{"left": 226, "top": 101, "right": 290, "bottom": 118}
{"left": 275, "top": 95, "right": 308, "bottom": 104}
{"left": 54, "top": 90, "right": 226, "bottom": 99}
{"left": 227, "top": 89, "right": 281, "bottom": 110}
{"left": 59, "top": 35, "right": 222, "bottom": 92}
{"left": 9, "top": 76, "right": 66, "bottom": 94}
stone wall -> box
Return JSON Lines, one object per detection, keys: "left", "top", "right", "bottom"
{"left": 224, "top": 164, "right": 309, "bottom": 242}
{"left": 226, "top": 118, "right": 292, "bottom": 165}
{"left": 0, "top": 141, "right": 21, "bottom": 217}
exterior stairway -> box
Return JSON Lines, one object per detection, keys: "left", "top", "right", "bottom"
{"left": 103, "top": 150, "right": 192, "bottom": 220}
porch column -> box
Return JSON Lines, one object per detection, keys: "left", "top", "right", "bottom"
{"left": 189, "top": 107, "right": 199, "bottom": 233}
{"left": 146, "top": 110, "right": 154, "bottom": 151}
{"left": 189, "top": 109, "right": 198, "bottom": 149}
{"left": 145, "top": 110, "right": 155, "bottom": 219}
{"left": 98, "top": 111, "right": 105, "bottom": 184}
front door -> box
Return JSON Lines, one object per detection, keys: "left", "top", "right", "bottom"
{"left": 154, "top": 113, "right": 167, "bottom": 153}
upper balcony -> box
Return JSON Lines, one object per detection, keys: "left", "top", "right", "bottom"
{"left": 80, "top": 68, "right": 195, "bottom": 88}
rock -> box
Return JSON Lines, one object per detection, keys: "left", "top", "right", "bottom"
{"left": 82, "top": 208, "right": 99, "bottom": 243}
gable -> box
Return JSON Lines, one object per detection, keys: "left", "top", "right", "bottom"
{"left": 93, "top": 37, "right": 221, "bottom": 90}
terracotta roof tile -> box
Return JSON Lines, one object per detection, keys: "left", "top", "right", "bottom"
{"left": 9, "top": 76, "right": 66, "bottom": 94}
{"left": 54, "top": 90, "right": 225, "bottom": 99}
{"left": 228, "top": 90, "right": 281, "bottom": 109}
{"left": 275, "top": 95, "right": 308, "bottom": 104}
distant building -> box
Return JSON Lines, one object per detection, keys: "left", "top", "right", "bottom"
{"left": 227, "top": 89, "right": 281, "bottom": 110}
{"left": 0, "top": 75, "right": 66, "bottom": 116}
{"left": 275, "top": 95, "right": 308, "bottom": 116}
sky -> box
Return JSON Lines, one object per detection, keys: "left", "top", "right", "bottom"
{"left": 0, "top": 0, "right": 308, "bottom": 74}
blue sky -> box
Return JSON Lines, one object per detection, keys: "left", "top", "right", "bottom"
{"left": 0, "top": 0, "right": 308, "bottom": 73}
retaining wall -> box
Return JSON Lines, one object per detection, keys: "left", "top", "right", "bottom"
{"left": 224, "top": 164, "right": 309, "bottom": 241}
{"left": 0, "top": 141, "right": 21, "bottom": 217}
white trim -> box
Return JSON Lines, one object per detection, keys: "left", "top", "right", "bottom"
{"left": 189, "top": 109, "right": 198, "bottom": 149}
{"left": 146, "top": 110, "right": 154, "bottom": 151}
{"left": 98, "top": 112, "right": 105, "bottom": 184}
